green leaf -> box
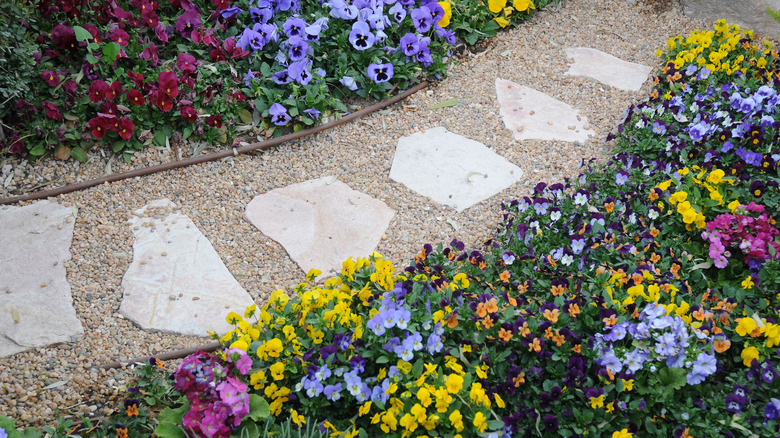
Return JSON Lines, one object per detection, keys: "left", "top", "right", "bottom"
{"left": 159, "top": 402, "right": 189, "bottom": 424}
{"left": 20, "top": 428, "right": 43, "bottom": 438}
{"left": 154, "top": 421, "right": 186, "bottom": 438}
{"left": 246, "top": 394, "right": 271, "bottom": 422}
{"left": 102, "top": 42, "right": 120, "bottom": 62}
{"left": 375, "top": 355, "right": 390, "bottom": 364}
{"left": 72, "top": 25, "right": 92, "bottom": 42}
{"left": 231, "top": 421, "right": 260, "bottom": 438}
{"left": 656, "top": 367, "right": 687, "bottom": 391}
{"left": 412, "top": 358, "right": 424, "bottom": 378}
{"left": 86, "top": 53, "right": 98, "bottom": 65}
{"left": 70, "top": 147, "right": 87, "bottom": 162}
{"left": 486, "top": 420, "right": 505, "bottom": 430}
{"left": 426, "top": 98, "right": 460, "bottom": 110}
{"left": 29, "top": 144, "right": 46, "bottom": 156}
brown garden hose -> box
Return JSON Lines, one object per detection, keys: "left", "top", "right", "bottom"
{"left": 97, "top": 340, "right": 222, "bottom": 370}
{"left": 0, "top": 81, "right": 429, "bottom": 206}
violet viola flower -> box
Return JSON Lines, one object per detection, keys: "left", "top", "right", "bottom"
{"left": 288, "top": 59, "right": 312, "bottom": 85}
{"left": 410, "top": 6, "right": 433, "bottom": 33}
{"left": 269, "top": 103, "right": 291, "bottom": 126}
{"left": 304, "top": 108, "right": 320, "bottom": 120}
{"left": 273, "top": 69, "right": 293, "bottom": 84}
{"left": 237, "top": 29, "right": 265, "bottom": 52}
{"left": 329, "top": 0, "right": 358, "bottom": 19}
{"left": 287, "top": 36, "right": 308, "bottom": 61}
{"left": 367, "top": 62, "right": 393, "bottom": 83}
{"left": 389, "top": 3, "right": 406, "bottom": 21}
{"left": 283, "top": 17, "right": 307, "bottom": 37}
{"left": 349, "top": 21, "right": 375, "bottom": 50}
{"left": 340, "top": 75, "right": 358, "bottom": 90}
{"left": 399, "top": 33, "right": 420, "bottom": 56}
{"left": 250, "top": 7, "right": 273, "bottom": 23}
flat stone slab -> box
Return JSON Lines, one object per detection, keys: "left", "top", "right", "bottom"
{"left": 245, "top": 178, "right": 395, "bottom": 275}
{"left": 389, "top": 127, "right": 523, "bottom": 211}
{"left": 681, "top": 0, "right": 780, "bottom": 42}
{"left": 0, "top": 201, "right": 83, "bottom": 357}
{"left": 120, "top": 199, "right": 255, "bottom": 337}
{"left": 496, "top": 78, "right": 595, "bottom": 143}
{"left": 564, "top": 47, "right": 653, "bottom": 91}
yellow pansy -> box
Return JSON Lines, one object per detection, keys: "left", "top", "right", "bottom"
{"left": 493, "top": 16, "right": 510, "bottom": 27}
{"left": 741, "top": 346, "right": 759, "bottom": 367}
{"left": 473, "top": 412, "right": 487, "bottom": 433}
{"left": 488, "top": 0, "right": 506, "bottom": 13}
{"left": 438, "top": 1, "right": 451, "bottom": 27}
{"left": 742, "top": 276, "right": 754, "bottom": 289}
{"left": 513, "top": 0, "right": 534, "bottom": 11}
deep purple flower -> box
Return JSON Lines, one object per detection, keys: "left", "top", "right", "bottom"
{"left": 367, "top": 62, "right": 393, "bottom": 83}
{"left": 269, "top": 103, "right": 291, "bottom": 126}
{"left": 766, "top": 398, "right": 780, "bottom": 420}
{"left": 176, "top": 10, "right": 202, "bottom": 37}
{"left": 51, "top": 24, "right": 77, "bottom": 51}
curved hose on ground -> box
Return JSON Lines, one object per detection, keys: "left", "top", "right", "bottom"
{"left": 1, "top": 81, "right": 429, "bottom": 206}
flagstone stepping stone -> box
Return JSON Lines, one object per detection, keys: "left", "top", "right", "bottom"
{"left": 563, "top": 47, "right": 653, "bottom": 91}
{"left": 245, "top": 177, "right": 395, "bottom": 275}
{"left": 389, "top": 127, "right": 523, "bottom": 212}
{"left": 496, "top": 78, "right": 595, "bottom": 143}
{"left": 120, "top": 199, "right": 255, "bottom": 337}
{"left": 0, "top": 200, "right": 83, "bottom": 358}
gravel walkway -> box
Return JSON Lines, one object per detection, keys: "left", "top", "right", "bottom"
{"left": 0, "top": 0, "right": 711, "bottom": 428}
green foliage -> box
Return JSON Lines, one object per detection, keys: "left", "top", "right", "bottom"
{"left": 768, "top": 6, "right": 780, "bottom": 24}
{"left": 0, "top": 2, "right": 40, "bottom": 125}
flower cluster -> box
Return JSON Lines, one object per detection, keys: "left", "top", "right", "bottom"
{"left": 173, "top": 350, "right": 252, "bottom": 438}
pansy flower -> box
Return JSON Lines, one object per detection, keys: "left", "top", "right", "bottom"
{"left": 367, "top": 63, "right": 393, "bottom": 83}
{"left": 269, "top": 103, "right": 291, "bottom": 126}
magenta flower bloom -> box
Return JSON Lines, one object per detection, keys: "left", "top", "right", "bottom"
{"left": 158, "top": 71, "right": 179, "bottom": 98}
{"left": 41, "top": 71, "right": 60, "bottom": 87}
{"left": 89, "top": 117, "right": 108, "bottom": 139}
{"left": 176, "top": 10, "right": 202, "bottom": 38}
{"left": 110, "top": 28, "right": 130, "bottom": 47}
{"left": 367, "top": 62, "right": 393, "bottom": 83}
{"left": 42, "top": 101, "right": 62, "bottom": 121}
{"left": 127, "top": 89, "right": 145, "bottom": 106}
{"left": 51, "top": 24, "right": 77, "bottom": 51}
{"left": 89, "top": 80, "right": 110, "bottom": 103}
{"left": 207, "top": 114, "right": 223, "bottom": 129}
{"left": 139, "top": 42, "right": 160, "bottom": 67}
{"left": 177, "top": 53, "right": 199, "bottom": 73}
{"left": 181, "top": 105, "right": 198, "bottom": 122}
{"left": 117, "top": 118, "right": 135, "bottom": 139}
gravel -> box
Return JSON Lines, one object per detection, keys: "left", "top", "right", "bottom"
{"left": 0, "top": 0, "right": 712, "bottom": 428}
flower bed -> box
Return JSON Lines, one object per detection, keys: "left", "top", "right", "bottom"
{"left": 2, "top": 18, "right": 780, "bottom": 438}
{"left": 0, "top": 0, "right": 551, "bottom": 161}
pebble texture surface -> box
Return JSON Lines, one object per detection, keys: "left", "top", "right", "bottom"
{"left": 0, "top": 0, "right": 723, "bottom": 428}
{"left": 120, "top": 199, "right": 256, "bottom": 336}
{"left": 390, "top": 127, "right": 523, "bottom": 211}
{"left": 245, "top": 177, "right": 395, "bottom": 275}
{"left": 0, "top": 201, "right": 83, "bottom": 357}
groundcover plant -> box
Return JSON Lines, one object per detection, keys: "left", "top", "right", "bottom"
{"left": 0, "top": 0, "right": 549, "bottom": 161}
{"left": 1, "top": 17, "right": 779, "bottom": 438}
